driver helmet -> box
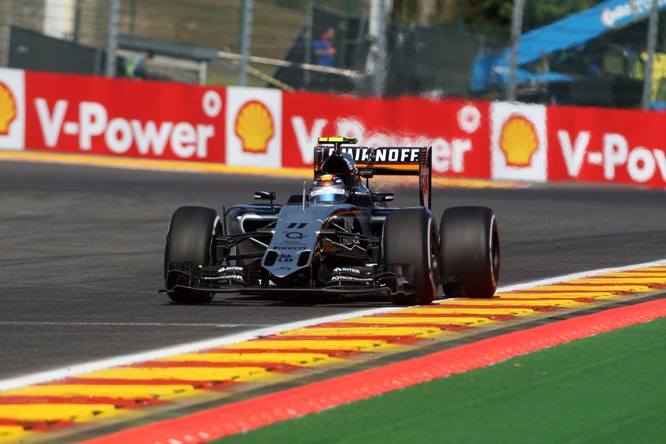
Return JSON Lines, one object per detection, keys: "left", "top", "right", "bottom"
{"left": 310, "top": 174, "right": 349, "bottom": 204}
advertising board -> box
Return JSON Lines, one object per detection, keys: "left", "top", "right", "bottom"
{"left": 4, "top": 67, "right": 666, "bottom": 189}
{"left": 282, "top": 91, "right": 491, "bottom": 179}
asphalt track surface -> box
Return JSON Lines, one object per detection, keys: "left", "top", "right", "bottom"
{"left": 2, "top": 158, "right": 666, "bottom": 383}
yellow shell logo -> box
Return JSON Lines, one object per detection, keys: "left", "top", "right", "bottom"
{"left": 235, "top": 100, "right": 274, "bottom": 153}
{"left": 0, "top": 82, "right": 17, "bottom": 135}
{"left": 499, "top": 114, "right": 539, "bottom": 167}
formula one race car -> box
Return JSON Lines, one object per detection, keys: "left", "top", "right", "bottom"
{"left": 163, "top": 137, "right": 499, "bottom": 306}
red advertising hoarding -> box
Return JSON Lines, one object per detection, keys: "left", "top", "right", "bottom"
{"left": 24, "top": 71, "right": 227, "bottom": 163}
{"left": 281, "top": 91, "right": 492, "bottom": 179}
{"left": 6, "top": 67, "right": 666, "bottom": 189}
{"left": 547, "top": 105, "right": 666, "bottom": 187}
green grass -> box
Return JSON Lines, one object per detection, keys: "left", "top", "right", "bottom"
{"left": 219, "top": 316, "right": 666, "bottom": 444}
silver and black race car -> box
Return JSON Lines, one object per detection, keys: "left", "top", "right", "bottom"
{"left": 163, "top": 137, "right": 499, "bottom": 306}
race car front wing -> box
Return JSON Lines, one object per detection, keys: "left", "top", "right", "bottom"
{"left": 163, "top": 262, "right": 417, "bottom": 299}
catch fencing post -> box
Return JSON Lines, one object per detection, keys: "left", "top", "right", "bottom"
{"left": 105, "top": 0, "right": 120, "bottom": 77}
{"left": 507, "top": 0, "right": 525, "bottom": 102}
{"left": 239, "top": 0, "right": 254, "bottom": 87}
{"left": 642, "top": 0, "right": 659, "bottom": 110}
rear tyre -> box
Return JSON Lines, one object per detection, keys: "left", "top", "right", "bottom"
{"left": 164, "top": 206, "right": 220, "bottom": 303}
{"left": 440, "top": 206, "right": 499, "bottom": 298}
{"left": 383, "top": 208, "right": 439, "bottom": 305}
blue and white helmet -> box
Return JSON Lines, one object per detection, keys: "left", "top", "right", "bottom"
{"left": 310, "top": 174, "right": 349, "bottom": 204}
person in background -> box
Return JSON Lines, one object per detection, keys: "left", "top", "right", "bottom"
{"left": 313, "top": 27, "right": 336, "bottom": 67}
{"left": 124, "top": 49, "right": 154, "bottom": 79}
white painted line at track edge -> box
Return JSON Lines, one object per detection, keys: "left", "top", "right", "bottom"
{"left": 1, "top": 258, "right": 666, "bottom": 392}
{"left": 0, "top": 307, "right": 400, "bottom": 392}
{"left": 496, "top": 258, "right": 666, "bottom": 293}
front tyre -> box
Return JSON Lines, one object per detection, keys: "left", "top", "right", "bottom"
{"left": 164, "top": 206, "right": 220, "bottom": 303}
{"left": 383, "top": 208, "right": 439, "bottom": 305}
{"left": 440, "top": 206, "right": 499, "bottom": 298}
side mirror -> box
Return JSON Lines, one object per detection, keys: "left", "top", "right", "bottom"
{"left": 254, "top": 191, "right": 276, "bottom": 203}
{"left": 359, "top": 168, "right": 374, "bottom": 178}
{"left": 373, "top": 192, "right": 394, "bottom": 202}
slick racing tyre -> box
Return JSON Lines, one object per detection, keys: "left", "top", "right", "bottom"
{"left": 440, "top": 206, "right": 499, "bottom": 298}
{"left": 164, "top": 206, "right": 221, "bottom": 303}
{"left": 383, "top": 208, "right": 440, "bottom": 305}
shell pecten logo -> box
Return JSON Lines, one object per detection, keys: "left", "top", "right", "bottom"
{"left": 499, "top": 114, "right": 539, "bottom": 167}
{"left": 0, "top": 82, "right": 17, "bottom": 135}
{"left": 234, "top": 100, "right": 274, "bottom": 153}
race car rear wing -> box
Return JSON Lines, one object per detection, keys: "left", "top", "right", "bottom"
{"left": 314, "top": 137, "right": 432, "bottom": 209}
